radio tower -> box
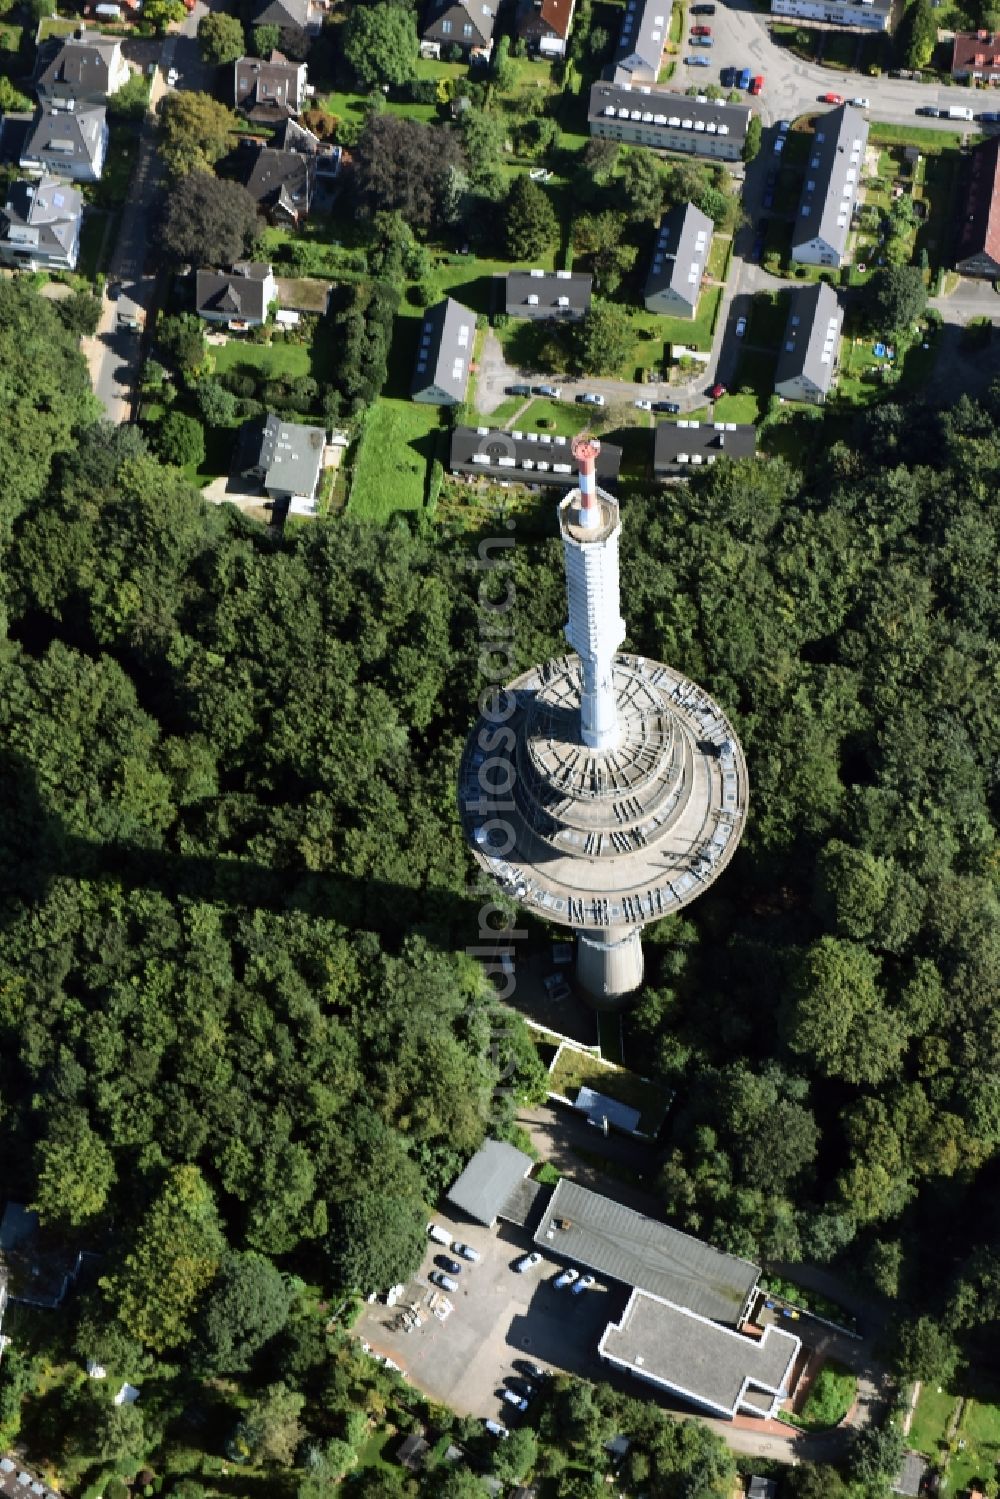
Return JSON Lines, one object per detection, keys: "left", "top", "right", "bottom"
{"left": 459, "top": 437, "right": 748, "bottom": 1007}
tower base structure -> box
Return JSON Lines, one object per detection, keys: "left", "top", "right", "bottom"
{"left": 576, "top": 927, "right": 644, "bottom": 1008}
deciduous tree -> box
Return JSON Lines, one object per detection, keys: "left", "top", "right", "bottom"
{"left": 505, "top": 176, "right": 559, "bottom": 259}
{"left": 158, "top": 90, "right": 238, "bottom": 176}
{"left": 160, "top": 172, "right": 261, "bottom": 266}
{"left": 198, "top": 10, "right": 246, "bottom": 65}
{"left": 343, "top": 3, "right": 418, "bottom": 89}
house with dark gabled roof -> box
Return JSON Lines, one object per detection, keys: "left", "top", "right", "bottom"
{"left": 952, "top": 29, "right": 1000, "bottom": 81}
{"left": 411, "top": 297, "right": 475, "bottom": 405}
{"left": 956, "top": 136, "right": 1000, "bottom": 277}
{"left": 644, "top": 202, "right": 712, "bottom": 317}
{"left": 0, "top": 174, "right": 82, "bottom": 271}
{"left": 515, "top": 0, "right": 577, "bottom": 57}
{"left": 246, "top": 411, "right": 327, "bottom": 514}
{"left": 36, "top": 30, "right": 131, "bottom": 105}
{"left": 774, "top": 281, "right": 843, "bottom": 404}
{"left": 421, "top": 0, "right": 496, "bottom": 59}
{"left": 234, "top": 51, "right": 308, "bottom": 121}
{"left": 20, "top": 101, "right": 108, "bottom": 182}
{"left": 251, "top": 0, "right": 321, "bottom": 37}
{"left": 791, "top": 103, "right": 867, "bottom": 268}
{"left": 234, "top": 141, "right": 314, "bottom": 224}
{"left": 504, "top": 268, "right": 592, "bottom": 319}
{"left": 588, "top": 83, "right": 749, "bottom": 161}
{"left": 195, "top": 262, "right": 277, "bottom": 326}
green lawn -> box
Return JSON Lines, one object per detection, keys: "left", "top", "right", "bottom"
{"left": 78, "top": 210, "right": 110, "bottom": 281}
{"left": 869, "top": 122, "right": 968, "bottom": 154}
{"left": 660, "top": 284, "right": 724, "bottom": 354}
{"left": 549, "top": 1045, "right": 673, "bottom": 1135}
{"left": 0, "top": 20, "right": 22, "bottom": 49}
{"left": 349, "top": 398, "right": 443, "bottom": 521}
{"left": 784, "top": 1362, "right": 856, "bottom": 1432}
{"left": 909, "top": 1386, "right": 1000, "bottom": 1495}
{"left": 716, "top": 348, "right": 777, "bottom": 424}
{"left": 212, "top": 339, "right": 313, "bottom": 380}
{"left": 505, "top": 397, "right": 589, "bottom": 437}
{"left": 705, "top": 233, "right": 732, "bottom": 282}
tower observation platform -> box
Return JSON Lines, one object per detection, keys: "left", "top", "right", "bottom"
{"left": 458, "top": 438, "right": 748, "bottom": 1006}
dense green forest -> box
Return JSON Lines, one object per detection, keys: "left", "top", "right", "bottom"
{"left": 3, "top": 279, "right": 1000, "bottom": 1487}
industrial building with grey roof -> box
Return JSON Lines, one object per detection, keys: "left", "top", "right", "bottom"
{"left": 791, "top": 103, "right": 868, "bottom": 268}
{"left": 600, "top": 1290, "right": 800, "bottom": 1418}
{"left": 534, "top": 1177, "right": 760, "bottom": 1325}
{"left": 446, "top": 1138, "right": 536, "bottom": 1227}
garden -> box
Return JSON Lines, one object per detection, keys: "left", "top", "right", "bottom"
{"left": 910, "top": 1384, "right": 1000, "bottom": 1496}
{"left": 548, "top": 1042, "right": 674, "bottom": 1135}
{"left": 783, "top": 1362, "right": 857, "bottom": 1432}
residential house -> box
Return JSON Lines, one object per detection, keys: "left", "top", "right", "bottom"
{"left": 952, "top": 30, "right": 1000, "bottom": 82}
{"left": 774, "top": 281, "right": 843, "bottom": 404}
{"left": 235, "top": 142, "right": 315, "bottom": 224}
{"left": 0, "top": 1458, "right": 60, "bottom": 1499}
{"left": 791, "top": 103, "right": 867, "bottom": 268}
{"left": 250, "top": 0, "right": 321, "bottom": 38}
{"left": 271, "top": 115, "right": 342, "bottom": 176}
{"left": 747, "top": 1480, "right": 778, "bottom": 1499}
{"left": 612, "top": 0, "right": 670, "bottom": 83}
{"left": 247, "top": 412, "right": 327, "bottom": 514}
{"left": 770, "top": 0, "right": 890, "bottom": 31}
{"left": 395, "top": 1432, "right": 430, "bottom": 1472}
{"left": 956, "top": 136, "right": 1000, "bottom": 277}
{"left": 420, "top": 0, "right": 496, "bottom": 60}
{"left": 20, "top": 101, "right": 108, "bottom": 182}
{"left": 449, "top": 425, "right": 622, "bottom": 486}
{"left": 234, "top": 51, "right": 308, "bottom": 121}
{"left": 411, "top": 296, "right": 475, "bottom": 405}
{"left": 644, "top": 202, "right": 713, "bottom": 317}
{"left": 504, "top": 268, "right": 592, "bottom": 319}
{"left": 515, "top": 0, "right": 576, "bottom": 57}
{"left": 588, "top": 83, "right": 749, "bottom": 161}
{"left": 36, "top": 29, "right": 131, "bottom": 104}
{"left": 654, "top": 418, "right": 757, "bottom": 476}
{"left": 600, "top": 1289, "right": 800, "bottom": 1419}
{"left": 195, "top": 262, "right": 277, "bottom": 327}
{"left": 0, "top": 175, "right": 82, "bottom": 271}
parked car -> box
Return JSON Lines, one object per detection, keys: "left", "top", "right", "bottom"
{"left": 427, "top": 1222, "right": 452, "bottom": 1245}
{"left": 686, "top": 54, "right": 711, "bottom": 65}
{"left": 945, "top": 104, "right": 975, "bottom": 120}
{"left": 166, "top": 66, "right": 179, "bottom": 85}
{"left": 777, "top": 118, "right": 791, "bottom": 132}
{"left": 749, "top": 73, "right": 764, "bottom": 94}
{"left": 453, "top": 1242, "right": 480, "bottom": 1262}
{"left": 821, "top": 92, "right": 844, "bottom": 105}
{"left": 534, "top": 384, "right": 562, "bottom": 398}
{"left": 692, "top": 35, "right": 714, "bottom": 45}
{"left": 484, "top": 1420, "right": 509, "bottom": 1439}
{"left": 431, "top": 1271, "right": 458, "bottom": 1292}
{"left": 916, "top": 105, "right": 940, "bottom": 117}
{"left": 691, "top": 3, "right": 716, "bottom": 10}
{"left": 773, "top": 135, "right": 784, "bottom": 153}
{"left": 720, "top": 65, "right": 737, "bottom": 86}
{"left": 438, "top": 1256, "right": 462, "bottom": 1275}
{"left": 510, "top": 1378, "right": 537, "bottom": 1399}
{"left": 502, "top": 1390, "right": 529, "bottom": 1413}
{"left": 508, "top": 383, "right": 531, "bottom": 396}
{"left": 653, "top": 399, "right": 681, "bottom": 413}
{"left": 634, "top": 398, "right": 652, "bottom": 410}
{"left": 708, "top": 381, "right": 726, "bottom": 399}
{"left": 517, "top": 1360, "right": 549, "bottom": 1382}
{"left": 577, "top": 392, "right": 606, "bottom": 405}
{"left": 850, "top": 95, "right": 870, "bottom": 109}
{"left": 979, "top": 110, "right": 1000, "bottom": 122}
{"left": 553, "top": 1267, "right": 579, "bottom": 1289}
{"left": 735, "top": 315, "right": 747, "bottom": 337}
{"left": 571, "top": 1274, "right": 596, "bottom": 1296}
{"left": 117, "top": 312, "right": 141, "bottom": 333}
{"left": 691, "top": 23, "right": 712, "bottom": 33}
{"left": 750, "top": 232, "right": 765, "bottom": 261}
{"left": 107, "top": 280, "right": 122, "bottom": 300}
{"left": 738, "top": 67, "right": 751, "bottom": 90}
{"left": 890, "top": 66, "right": 917, "bottom": 78}
{"left": 514, "top": 1252, "right": 542, "bottom": 1273}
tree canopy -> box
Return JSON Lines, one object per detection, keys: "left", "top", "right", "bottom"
{"left": 160, "top": 172, "right": 262, "bottom": 266}
{"left": 158, "top": 90, "right": 239, "bottom": 176}
{"left": 343, "top": 3, "right": 418, "bottom": 89}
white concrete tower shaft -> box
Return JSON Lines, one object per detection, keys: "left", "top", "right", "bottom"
{"left": 560, "top": 437, "right": 627, "bottom": 751}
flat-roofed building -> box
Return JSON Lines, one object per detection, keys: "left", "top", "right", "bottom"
{"left": 792, "top": 104, "right": 867, "bottom": 268}
{"left": 450, "top": 426, "right": 622, "bottom": 486}
{"left": 599, "top": 1290, "right": 800, "bottom": 1418}
{"left": 644, "top": 202, "right": 713, "bottom": 317}
{"left": 654, "top": 418, "right": 757, "bottom": 476}
{"left": 504, "top": 268, "right": 592, "bottom": 320}
{"left": 774, "top": 281, "right": 843, "bottom": 404}
{"left": 588, "top": 82, "right": 749, "bottom": 161}
{"left": 771, "top": 0, "right": 889, "bottom": 29}
{"left": 411, "top": 297, "right": 475, "bottom": 405}
{"left": 534, "top": 1177, "right": 760, "bottom": 1325}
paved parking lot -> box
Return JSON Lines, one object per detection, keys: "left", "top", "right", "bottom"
{"left": 354, "top": 1209, "right": 626, "bottom": 1423}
